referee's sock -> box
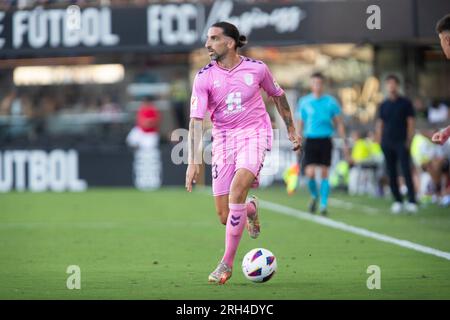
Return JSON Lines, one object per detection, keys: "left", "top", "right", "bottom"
{"left": 307, "top": 178, "right": 318, "bottom": 199}
{"left": 320, "top": 179, "right": 330, "bottom": 208}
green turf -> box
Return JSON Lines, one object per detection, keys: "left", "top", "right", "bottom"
{"left": 1, "top": 186, "right": 450, "bottom": 299}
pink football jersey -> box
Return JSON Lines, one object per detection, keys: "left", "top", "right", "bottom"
{"left": 190, "top": 56, "right": 284, "bottom": 149}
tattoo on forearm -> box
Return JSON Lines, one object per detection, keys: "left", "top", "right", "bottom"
{"left": 274, "top": 95, "right": 294, "bottom": 130}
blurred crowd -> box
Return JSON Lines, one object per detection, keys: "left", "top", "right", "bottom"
{"left": 338, "top": 127, "right": 450, "bottom": 208}
{"left": 0, "top": 88, "right": 122, "bottom": 118}
{"left": 0, "top": 87, "right": 124, "bottom": 145}
{"left": 414, "top": 97, "right": 449, "bottom": 125}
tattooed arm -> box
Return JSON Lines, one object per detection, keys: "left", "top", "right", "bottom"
{"left": 272, "top": 93, "right": 302, "bottom": 151}
{"left": 185, "top": 118, "right": 203, "bottom": 192}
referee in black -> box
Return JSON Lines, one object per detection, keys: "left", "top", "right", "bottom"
{"left": 376, "top": 74, "right": 417, "bottom": 214}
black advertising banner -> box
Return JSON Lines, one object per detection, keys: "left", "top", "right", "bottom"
{"left": 416, "top": 0, "right": 450, "bottom": 38}
{"left": 0, "top": 145, "right": 198, "bottom": 192}
{"left": 0, "top": 0, "right": 436, "bottom": 58}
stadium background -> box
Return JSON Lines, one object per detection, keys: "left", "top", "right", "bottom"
{"left": 1, "top": 0, "right": 449, "bottom": 190}
{"left": 1, "top": 0, "right": 450, "bottom": 300}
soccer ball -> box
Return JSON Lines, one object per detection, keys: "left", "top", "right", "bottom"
{"left": 242, "top": 248, "right": 277, "bottom": 283}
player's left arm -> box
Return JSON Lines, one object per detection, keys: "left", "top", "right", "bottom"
{"left": 272, "top": 94, "right": 302, "bottom": 151}
{"left": 259, "top": 63, "right": 301, "bottom": 151}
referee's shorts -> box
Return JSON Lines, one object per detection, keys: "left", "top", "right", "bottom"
{"left": 303, "top": 137, "right": 333, "bottom": 167}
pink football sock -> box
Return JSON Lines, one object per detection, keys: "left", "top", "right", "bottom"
{"left": 221, "top": 203, "right": 247, "bottom": 268}
{"left": 246, "top": 201, "right": 256, "bottom": 218}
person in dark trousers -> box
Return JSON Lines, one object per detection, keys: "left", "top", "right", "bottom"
{"left": 376, "top": 74, "right": 417, "bottom": 214}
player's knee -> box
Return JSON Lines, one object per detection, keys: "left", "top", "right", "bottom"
{"left": 229, "top": 183, "right": 249, "bottom": 203}
{"left": 229, "top": 192, "right": 246, "bottom": 204}
{"left": 305, "top": 166, "right": 315, "bottom": 178}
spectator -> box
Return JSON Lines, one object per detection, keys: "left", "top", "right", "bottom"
{"left": 427, "top": 100, "right": 449, "bottom": 124}
{"left": 375, "top": 74, "right": 417, "bottom": 214}
{"left": 126, "top": 96, "right": 161, "bottom": 149}
{"left": 0, "top": 91, "right": 17, "bottom": 115}
{"left": 99, "top": 95, "right": 122, "bottom": 138}
{"left": 413, "top": 96, "right": 428, "bottom": 122}
{"left": 411, "top": 132, "right": 447, "bottom": 203}
{"left": 100, "top": 95, "right": 121, "bottom": 116}
{"left": 348, "top": 130, "right": 383, "bottom": 196}
{"left": 169, "top": 73, "right": 189, "bottom": 129}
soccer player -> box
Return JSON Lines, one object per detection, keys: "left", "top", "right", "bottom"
{"left": 431, "top": 14, "right": 450, "bottom": 145}
{"left": 295, "top": 72, "right": 348, "bottom": 215}
{"left": 185, "top": 22, "right": 302, "bottom": 284}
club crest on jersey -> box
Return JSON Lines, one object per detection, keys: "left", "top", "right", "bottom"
{"left": 213, "top": 80, "right": 221, "bottom": 88}
{"left": 244, "top": 74, "right": 254, "bottom": 86}
{"left": 191, "top": 96, "right": 198, "bottom": 110}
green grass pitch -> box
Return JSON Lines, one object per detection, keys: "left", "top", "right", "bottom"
{"left": 1, "top": 186, "right": 450, "bottom": 299}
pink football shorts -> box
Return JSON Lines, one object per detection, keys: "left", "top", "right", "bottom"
{"left": 211, "top": 131, "right": 270, "bottom": 196}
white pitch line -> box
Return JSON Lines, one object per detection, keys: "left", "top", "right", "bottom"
{"left": 259, "top": 199, "right": 450, "bottom": 261}
{"left": 329, "top": 198, "right": 380, "bottom": 215}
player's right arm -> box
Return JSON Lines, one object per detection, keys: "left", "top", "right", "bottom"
{"left": 186, "top": 118, "right": 202, "bottom": 192}
{"left": 185, "top": 71, "right": 209, "bottom": 192}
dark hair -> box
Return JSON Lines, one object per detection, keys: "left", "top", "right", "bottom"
{"left": 385, "top": 74, "right": 400, "bottom": 84}
{"left": 436, "top": 14, "right": 450, "bottom": 34}
{"left": 311, "top": 72, "right": 325, "bottom": 80}
{"left": 211, "top": 21, "right": 248, "bottom": 49}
